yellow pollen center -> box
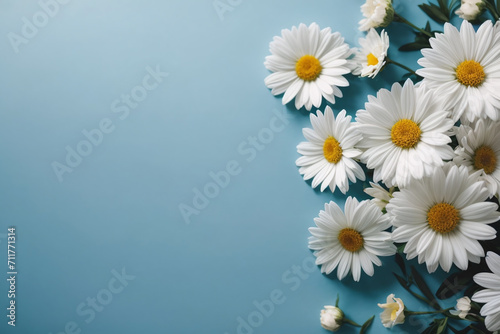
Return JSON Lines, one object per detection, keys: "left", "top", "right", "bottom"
{"left": 390, "top": 119, "right": 422, "bottom": 149}
{"left": 295, "top": 55, "right": 322, "bottom": 81}
{"left": 367, "top": 53, "right": 379, "bottom": 66}
{"left": 456, "top": 60, "right": 485, "bottom": 87}
{"left": 427, "top": 203, "right": 460, "bottom": 234}
{"left": 338, "top": 228, "right": 364, "bottom": 252}
{"left": 474, "top": 145, "right": 497, "bottom": 174}
{"left": 323, "top": 136, "right": 343, "bottom": 164}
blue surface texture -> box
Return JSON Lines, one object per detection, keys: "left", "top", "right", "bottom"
{"left": 0, "top": 0, "right": 462, "bottom": 333}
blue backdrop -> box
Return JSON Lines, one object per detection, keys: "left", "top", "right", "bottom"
{"left": 0, "top": 0, "right": 460, "bottom": 333}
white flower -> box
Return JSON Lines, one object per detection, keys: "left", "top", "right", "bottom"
{"left": 454, "top": 119, "right": 500, "bottom": 197}
{"left": 455, "top": 0, "right": 485, "bottom": 21}
{"left": 296, "top": 107, "right": 365, "bottom": 194}
{"left": 364, "top": 182, "right": 393, "bottom": 210}
{"left": 416, "top": 21, "right": 500, "bottom": 122}
{"left": 355, "top": 79, "right": 455, "bottom": 188}
{"left": 359, "top": 0, "right": 395, "bottom": 31}
{"left": 264, "top": 23, "right": 351, "bottom": 111}
{"left": 473, "top": 252, "right": 500, "bottom": 332}
{"left": 387, "top": 165, "right": 499, "bottom": 273}
{"left": 450, "top": 296, "right": 471, "bottom": 319}
{"left": 308, "top": 197, "right": 396, "bottom": 281}
{"left": 378, "top": 294, "right": 405, "bottom": 328}
{"left": 320, "top": 305, "right": 343, "bottom": 332}
{"left": 352, "top": 28, "right": 389, "bottom": 78}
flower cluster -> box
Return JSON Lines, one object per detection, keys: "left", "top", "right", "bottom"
{"left": 263, "top": 0, "right": 500, "bottom": 332}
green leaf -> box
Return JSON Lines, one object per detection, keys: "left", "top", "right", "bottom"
{"left": 497, "top": 0, "right": 500, "bottom": 15}
{"left": 395, "top": 253, "right": 407, "bottom": 277}
{"left": 393, "top": 272, "right": 409, "bottom": 289}
{"left": 436, "top": 317, "right": 448, "bottom": 334}
{"left": 410, "top": 266, "right": 441, "bottom": 310}
{"left": 435, "top": 271, "right": 472, "bottom": 300}
{"left": 399, "top": 41, "right": 431, "bottom": 52}
{"left": 359, "top": 315, "right": 374, "bottom": 334}
{"left": 419, "top": 3, "right": 449, "bottom": 23}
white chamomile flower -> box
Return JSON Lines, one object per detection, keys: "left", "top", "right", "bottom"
{"left": 455, "top": 0, "right": 485, "bottom": 21}
{"left": 450, "top": 296, "right": 471, "bottom": 319}
{"left": 417, "top": 20, "right": 500, "bottom": 122}
{"left": 473, "top": 252, "right": 500, "bottom": 332}
{"left": 364, "top": 182, "right": 393, "bottom": 210}
{"left": 308, "top": 197, "right": 396, "bottom": 281}
{"left": 359, "top": 0, "right": 394, "bottom": 31}
{"left": 387, "top": 165, "right": 499, "bottom": 273}
{"left": 352, "top": 28, "right": 389, "bottom": 78}
{"left": 264, "top": 23, "right": 351, "bottom": 111}
{"left": 454, "top": 118, "right": 500, "bottom": 197}
{"left": 356, "top": 79, "right": 455, "bottom": 188}
{"left": 378, "top": 294, "right": 405, "bottom": 328}
{"left": 296, "top": 106, "right": 365, "bottom": 194}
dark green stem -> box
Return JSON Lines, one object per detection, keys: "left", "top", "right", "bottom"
{"left": 343, "top": 318, "right": 361, "bottom": 327}
{"left": 406, "top": 308, "right": 453, "bottom": 316}
{"left": 386, "top": 58, "right": 418, "bottom": 77}
{"left": 394, "top": 13, "right": 433, "bottom": 38}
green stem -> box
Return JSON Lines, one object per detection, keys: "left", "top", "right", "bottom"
{"left": 394, "top": 13, "right": 433, "bottom": 38}
{"left": 343, "top": 318, "right": 361, "bottom": 327}
{"left": 386, "top": 58, "right": 418, "bottom": 77}
{"left": 406, "top": 308, "right": 453, "bottom": 316}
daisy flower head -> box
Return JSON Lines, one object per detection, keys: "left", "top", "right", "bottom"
{"left": 352, "top": 28, "right": 389, "bottom": 78}
{"left": 364, "top": 182, "right": 393, "bottom": 210}
{"left": 416, "top": 20, "right": 500, "bottom": 122}
{"left": 296, "top": 106, "right": 365, "bottom": 194}
{"left": 455, "top": 0, "right": 485, "bottom": 21}
{"left": 454, "top": 118, "right": 500, "bottom": 197}
{"left": 472, "top": 252, "right": 500, "bottom": 332}
{"left": 359, "top": 0, "right": 394, "bottom": 31}
{"left": 308, "top": 197, "right": 396, "bottom": 281}
{"left": 264, "top": 23, "right": 352, "bottom": 111}
{"left": 387, "top": 165, "right": 499, "bottom": 273}
{"left": 355, "top": 79, "right": 455, "bottom": 188}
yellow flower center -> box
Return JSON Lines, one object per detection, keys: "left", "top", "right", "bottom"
{"left": 323, "top": 136, "right": 343, "bottom": 163}
{"left": 338, "top": 228, "right": 364, "bottom": 252}
{"left": 390, "top": 119, "right": 422, "bottom": 149}
{"left": 295, "top": 55, "right": 322, "bottom": 81}
{"left": 367, "top": 53, "right": 379, "bottom": 66}
{"left": 474, "top": 145, "right": 497, "bottom": 175}
{"left": 456, "top": 60, "right": 485, "bottom": 87}
{"left": 391, "top": 308, "right": 399, "bottom": 321}
{"left": 427, "top": 203, "right": 460, "bottom": 234}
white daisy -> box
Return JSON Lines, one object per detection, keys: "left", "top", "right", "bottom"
{"left": 352, "top": 28, "right": 389, "bottom": 78}
{"left": 416, "top": 20, "right": 500, "bottom": 122}
{"left": 359, "top": 0, "right": 394, "bottom": 31}
{"left": 364, "top": 182, "right": 393, "bottom": 210}
{"left": 296, "top": 106, "right": 365, "bottom": 194}
{"left": 387, "top": 165, "right": 499, "bottom": 273}
{"left": 355, "top": 79, "right": 455, "bottom": 188}
{"left": 308, "top": 197, "right": 396, "bottom": 281}
{"left": 454, "top": 118, "right": 500, "bottom": 197}
{"left": 455, "top": 0, "right": 485, "bottom": 21}
{"left": 264, "top": 23, "right": 351, "bottom": 111}
{"left": 472, "top": 252, "right": 500, "bottom": 332}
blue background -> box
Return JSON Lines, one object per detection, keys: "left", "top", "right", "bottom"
{"left": 0, "top": 0, "right": 463, "bottom": 333}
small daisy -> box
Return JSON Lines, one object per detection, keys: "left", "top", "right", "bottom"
{"left": 472, "top": 252, "right": 500, "bottom": 332}
{"left": 387, "top": 165, "right": 499, "bottom": 273}
{"left": 359, "top": 0, "right": 394, "bottom": 31}
{"left": 352, "top": 28, "right": 389, "bottom": 78}
{"left": 455, "top": 0, "right": 485, "bottom": 21}
{"left": 308, "top": 197, "right": 396, "bottom": 281}
{"left": 356, "top": 79, "right": 455, "bottom": 188}
{"left": 264, "top": 23, "right": 351, "bottom": 111}
{"left": 416, "top": 20, "right": 500, "bottom": 122}
{"left": 364, "top": 182, "right": 393, "bottom": 210}
{"left": 454, "top": 119, "right": 500, "bottom": 197}
{"left": 296, "top": 106, "right": 365, "bottom": 194}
